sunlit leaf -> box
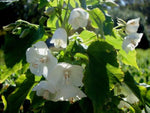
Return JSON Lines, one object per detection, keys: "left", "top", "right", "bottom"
{"left": 0, "top": 61, "right": 22, "bottom": 83}
{"left": 89, "top": 8, "right": 105, "bottom": 29}
{"left": 80, "top": 30, "right": 97, "bottom": 46}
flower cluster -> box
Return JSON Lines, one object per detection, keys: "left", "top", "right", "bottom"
{"left": 122, "top": 18, "right": 143, "bottom": 53}
{"left": 26, "top": 41, "right": 86, "bottom": 102}
{"left": 26, "top": 8, "right": 89, "bottom": 102}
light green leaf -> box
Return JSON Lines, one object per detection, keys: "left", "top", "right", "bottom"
{"left": 86, "top": 0, "right": 99, "bottom": 5}
{"left": 15, "top": 74, "right": 26, "bottom": 87}
{"left": 89, "top": 8, "right": 105, "bottom": 28}
{"left": 68, "top": 0, "right": 81, "bottom": 8}
{"left": 80, "top": 30, "right": 97, "bottom": 46}
{"left": 1, "top": 95, "right": 7, "bottom": 111}
{"left": 0, "top": 61, "right": 22, "bottom": 83}
{"left": 47, "top": 15, "right": 57, "bottom": 32}
{"left": 106, "top": 64, "right": 124, "bottom": 89}
{"left": 74, "top": 53, "right": 88, "bottom": 61}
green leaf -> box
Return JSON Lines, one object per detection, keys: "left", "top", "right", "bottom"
{"left": 0, "top": 61, "right": 22, "bottom": 83}
{"left": 79, "top": 0, "right": 86, "bottom": 9}
{"left": 86, "top": 0, "right": 99, "bottom": 5}
{"left": 39, "top": 0, "right": 49, "bottom": 9}
{"left": 5, "top": 71, "right": 35, "bottom": 113}
{"left": 4, "top": 25, "right": 45, "bottom": 68}
{"left": 106, "top": 64, "right": 124, "bottom": 89}
{"left": 103, "top": 15, "right": 114, "bottom": 35}
{"left": 69, "top": 0, "right": 81, "bottom": 9}
{"left": 105, "top": 29, "right": 139, "bottom": 69}
{"left": 84, "top": 41, "right": 118, "bottom": 113}
{"left": 15, "top": 74, "right": 26, "bottom": 87}
{"left": 47, "top": 15, "right": 57, "bottom": 32}
{"left": 89, "top": 8, "right": 105, "bottom": 38}
{"left": 89, "top": 8, "right": 105, "bottom": 28}
{"left": 74, "top": 53, "right": 88, "bottom": 61}
{"left": 80, "top": 30, "right": 97, "bottom": 46}
{"left": 124, "top": 71, "right": 143, "bottom": 103}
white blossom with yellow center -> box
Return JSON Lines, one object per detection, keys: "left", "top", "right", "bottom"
{"left": 26, "top": 41, "right": 57, "bottom": 77}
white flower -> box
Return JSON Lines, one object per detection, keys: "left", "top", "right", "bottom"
{"left": 47, "top": 62, "right": 84, "bottom": 88}
{"left": 122, "top": 33, "right": 143, "bottom": 53}
{"left": 32, "top": 81, "right": 56, "bottom": 100}
{"left": 68, "top": 8, "right": 89, "bottom": 30}
{"left": 51, "top": 28, "right": 67, "bottom": 48}
{"left": 51, "top": 85, "right": 86, "bottom": 102}
{"left": 33, "top": 81, "right": 86, "bottom": 102}
{"left": 125, "top": 18, "right": 140, "bottom": 34}
{"left": 26, "top": 41, "right": 57, "bottom": 77}
{"left": 33, "top": 62, "right": 86, "bottom": 102}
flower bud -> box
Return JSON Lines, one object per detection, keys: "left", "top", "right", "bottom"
{"left": 68, "top": 8, "right": 89, "bottom": 30}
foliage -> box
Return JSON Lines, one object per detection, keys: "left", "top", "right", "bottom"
{"left": 0, "top": 0, "right": 149, "bottom": 113}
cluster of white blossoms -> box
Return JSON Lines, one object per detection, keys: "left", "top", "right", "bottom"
{"left": 26, "top": 8, "right": 89, "bottom": 102}
{"left": 26, "top": 41, "right": 86, "bottom": 102}
{"left": 122, "top": 18, "right": 143, "bottom": 53}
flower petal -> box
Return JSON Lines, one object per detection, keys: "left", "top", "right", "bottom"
{"left": 26, "top": 41, "right": 57, "bottom": 77}
{"left": 51, "top": 28, "right": 67, "bottom": 48}
{"left": 69, "top": 65, "right": 84, "bottom": 87}
{"left": 52, "top": 85, "right": 86, "bottom": 102}
{"left": 122, "top": 33, "right": 143, "bottom": 53}
{"left": 125, "top": 18, "right": 140, "bottom": 34}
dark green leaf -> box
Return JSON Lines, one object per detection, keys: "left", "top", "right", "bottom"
{"left": 4, "top": 25, "right": 45, "bottom": 68}
{"left": 5, "top": 71, "right": 35, "bottom": 113}
{"left": 103, "top": 15, "right": 114, "bottom": 35}
{"left": 39, "top": 0, "right": 49, "bottom": 9}
{"left": 124, "top": 71, "right": 143, "bottom": 103}
{"left": 84, "top": 41, "right": 118, "bottom": 113}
